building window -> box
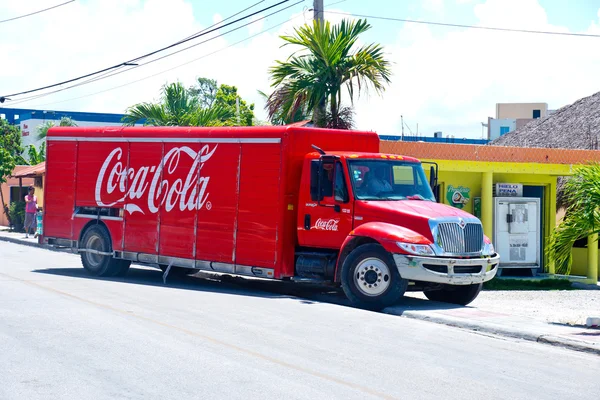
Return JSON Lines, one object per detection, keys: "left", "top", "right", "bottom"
{"left": 533, "top": 109, "right": 541, "bottom": 119}
{"left": 500, "top": 126, "right": 510, "bottom": 135}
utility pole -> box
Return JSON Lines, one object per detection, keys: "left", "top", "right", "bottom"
{"left": 401, "top": 115, "right": 404, "bottom": 141}
{"left": 312, "top": 0, "right": 325, "bottom": 127}
{"left": 313, "top": 0, "right": 324, "bottom": 22}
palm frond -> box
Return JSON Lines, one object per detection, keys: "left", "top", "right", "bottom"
{"left": 547, "top": 163, "right": 600, "bottom": 274}
{"left": 267, "top": 18, "right": 391, "bottom": 129}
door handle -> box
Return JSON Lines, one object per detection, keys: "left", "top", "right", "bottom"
{"left": 334, "top": 204, "right": 341, "bottom": 213}
{"left": 304, "top": 214, "right": 311, "bottom": 230}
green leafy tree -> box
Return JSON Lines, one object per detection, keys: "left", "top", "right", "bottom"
{"left": 0, "top": 119, "right": 26, "bottom": 224}
{"left": 187, "top": 78, "right": 256, "bottom": 126}
{"left": 188, "top": 77, "right": 218, "bottom": 109}
{"left": 0, "top": 119, "right": 26, "bottom": 164}
{"left": 547, "top": 164, "right": 600, "bottom": 275}
{"left": 37, "top": 117, "right": 77, "bottom": 140}
{"left": 0, "top": 147, "right": 16, "bottom": 224}
{"left": 122, "top": 81, "right": 232, "bottom": 127}
{"left": 215, "top": 84, "right": 255, "bottom": 126}
{"left": 267, "top": 19, "right": 391, "bottom": 129}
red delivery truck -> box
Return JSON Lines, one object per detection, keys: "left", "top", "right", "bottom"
{"left": 43, "top": 124, "right": 499, "bottom": 310}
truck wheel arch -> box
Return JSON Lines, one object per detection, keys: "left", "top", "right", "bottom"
{"left": 78, "top": 220, "right": 109, "bottom": 247}
{"left": 335, "top": 222, "right": 432, "bottom": 283}
{"left": 335, "top": 236, "right": 379, "bottom": 282}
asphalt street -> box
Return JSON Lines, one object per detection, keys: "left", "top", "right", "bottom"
{"left": 1, "top": 241, "right": 598, "bottom": 400}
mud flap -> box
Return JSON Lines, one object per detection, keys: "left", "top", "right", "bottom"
{"left": 162, "top": 260, "right": 175, "bottom": 284}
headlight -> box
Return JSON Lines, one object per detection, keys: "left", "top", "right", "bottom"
{"left": 397, "top": 242, "right": 435, "bottom": 256}
{"left": 482, "top": 242, "right": 495, "bottom": 256}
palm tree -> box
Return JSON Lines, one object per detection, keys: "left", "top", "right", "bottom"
{"left": 267, "top": 19, "right": 391, "bottom": 129}
{"left": 27, "top": 144, "right": 45, "bottom": 164}
{"left": 37, "top": 117, "right": 77, "bottom": 140}
{"left": 547, "top": 163, "right": 600, "bottom": 274}
{"left": 257, "top": 90, "right": 308, "bottom": 125}
{"left": 122, "top": 82, "right": 232, "bottom": 126}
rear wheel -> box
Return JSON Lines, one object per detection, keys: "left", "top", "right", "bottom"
{"left": 341, "top": 244, "right": 407, "bottom": 311}
{"left": 424, "top": 283, "right": 483, "bottom": 306}
{"left": 80, "top": 225, "right": 129, "bottom": 277}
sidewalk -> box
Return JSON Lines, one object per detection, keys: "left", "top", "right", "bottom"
{"left": 0, "top": 228, "right": 43, "bottom": 247}
{"left": 385, "top": 298, "right": 600, "bottom": 355}
{"left": 0, "top": 228, "right": 72, "bottom": 253}
{"left": 1, "top": 227, "right": 598, "bottom": 355}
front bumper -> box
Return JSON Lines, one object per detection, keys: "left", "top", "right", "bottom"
{"left": 393, "top": 253, "right": 500, "bottom": 285}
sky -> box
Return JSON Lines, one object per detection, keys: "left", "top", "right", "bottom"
{"left": 1, "top": 0, "right": 600, "bottom": 139}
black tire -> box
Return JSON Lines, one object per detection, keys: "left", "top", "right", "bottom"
{"left": 424, "top": 283, "right": 483, "bottom": 306}
{"left": 112, "top": 259, "right": 132, "bottom": 277}
{"left": 341, "top": 243, "right": 408, "bottom": 311}
{"left": 80, "top": 225, "right": 126, "bottom": 277}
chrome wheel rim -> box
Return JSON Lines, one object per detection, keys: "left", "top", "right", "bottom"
{"left": 354, "top": 257, "right": 391, "bottom": 297}
{"left": 86, "top": 235, "right": 104, "bottom": 268}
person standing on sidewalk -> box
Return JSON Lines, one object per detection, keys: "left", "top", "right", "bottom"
{"left": 24, "top": 186, "right": 37, "bottom": 238}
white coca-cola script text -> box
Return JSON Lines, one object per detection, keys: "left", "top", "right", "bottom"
{"left": 95, "top": 145, "right": 217, "bottom": 215}
{"left": 313, "top": 218, "right": 339, "bottom": 231}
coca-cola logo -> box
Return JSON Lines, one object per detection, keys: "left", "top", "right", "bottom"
{"left": 95, "top": 145, "right": 217, "bottom": 215}
{"left": 313, "top": 218, "right": 339, "bottom": 231}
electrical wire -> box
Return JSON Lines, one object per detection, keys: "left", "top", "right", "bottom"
{"left": 7, "top": 0, "right": 305, "bottom": 106}
{"left": 1, "top": 0, "right": 295, "bottom": 100}
{"left": 0, "top": 1, "right": 75, "bottom": 24}
{"left": 5, "top": 0, "right": 273, "bottom": 104}
{"left": 324, "top": 10, "right": 600, "bottom": 38}
{"left": 21, "top": 13, "right": 305, "bottom": 109}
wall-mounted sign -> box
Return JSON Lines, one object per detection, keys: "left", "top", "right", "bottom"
{"left": 446, "top": 185, "right": 471, "bottom": 209}
{"left": 496, "top": 183, "right": 523, "bottom": 197}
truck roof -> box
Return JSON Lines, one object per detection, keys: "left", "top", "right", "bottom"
{"left": 45, "top": 124, "right": 377, "bottom": 141}
{"left": 313, "top": 151, "right": 421, "bottom": 163}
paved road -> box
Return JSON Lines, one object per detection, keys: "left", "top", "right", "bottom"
{"left": 1, "top": 241, "right": 598, "bottom": 400}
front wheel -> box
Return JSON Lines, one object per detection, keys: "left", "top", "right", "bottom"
{"left": 424, "top": 283, "right": 483, "bottom": 306}
{"left": 341, "top": 244, "right": 407, "bottom": 311}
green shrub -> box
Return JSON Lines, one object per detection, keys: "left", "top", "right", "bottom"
{"left": 8, "top": 201, "right": 25, "bottom": 228}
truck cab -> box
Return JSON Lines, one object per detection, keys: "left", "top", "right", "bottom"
{"left": 296, "top": 148, "right": 499, "bottom": 310}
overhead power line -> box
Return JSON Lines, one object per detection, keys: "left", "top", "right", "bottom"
{"left": 325, "top": 10, "right": 600, "bottom": 38}
{"left": 0, "top": 0, "right": 75, "bottom": 24}
{"left": 7, "top": 0, "right": 305, "bottom": 106}
{"left": 21, "top": 13, "right": 305, "bottom": 109}
{"left": 0, "top": 0, "right": 295, "bottom": 101}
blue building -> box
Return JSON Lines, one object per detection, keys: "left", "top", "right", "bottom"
{"left": 0, "top": 107, "right": 130, "bottom": 160}
{"left": 379, "top": 135, "right": 490, "bottom": 145}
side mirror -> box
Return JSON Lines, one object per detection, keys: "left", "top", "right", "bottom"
{"left": 429, "top": 165, "right": 436, "bottom": 189}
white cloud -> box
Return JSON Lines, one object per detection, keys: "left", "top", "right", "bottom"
{"left": 422, "top": 0, "right": 445, "bottom": 14}
{"left": 1, "top": 0, "right": 599, "bottom": 139}
{"left": 352, "top": 0, "right": 600, "bottom": 137}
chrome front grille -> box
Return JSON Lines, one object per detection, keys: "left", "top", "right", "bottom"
{"left": 437, "top": 222, "right": 483, "bottom": 255}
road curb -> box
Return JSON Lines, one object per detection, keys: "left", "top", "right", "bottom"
{"left": 0, "top": 235, "right": 71, "bottom": 254}
{"left": 385, "top": 309, "right": 600, "bottom": 356}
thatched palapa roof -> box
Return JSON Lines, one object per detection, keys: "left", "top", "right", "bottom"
{"left": 492, "top": 91, "right": 600, "bottom": 149}
{"left": 492, "top": 91, "right": 600, "bottom": 208}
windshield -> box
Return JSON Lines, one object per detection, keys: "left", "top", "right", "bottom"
{"left": 348, "top": 159, "right": 436, "bottom": 201}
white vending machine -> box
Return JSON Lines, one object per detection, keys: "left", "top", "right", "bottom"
{"left": 493, "top": 197, "right": 541, "bottom": 274}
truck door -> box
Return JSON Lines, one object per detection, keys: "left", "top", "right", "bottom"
{"left": 297, "top": 158, "right": 353, "bottom": 249}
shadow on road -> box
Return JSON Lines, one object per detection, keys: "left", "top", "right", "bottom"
{"left": 32, "top": 265, "right": 468, "bottom": 313}
{"left": 32, "top": 265, "right": 346, "bottom": 305}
